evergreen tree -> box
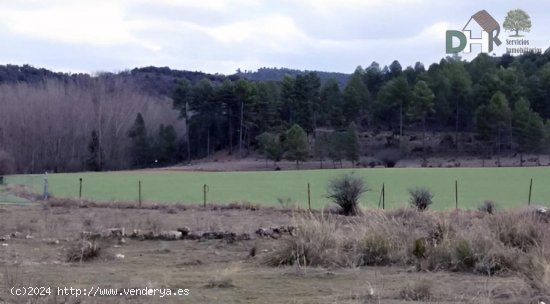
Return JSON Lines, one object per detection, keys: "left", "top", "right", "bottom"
{"left": 408, "top": 81, "right": 435, "bottom": 161}
{"left": 375, "top": 76, "right": 411, "bottom": 137}
{"left": 155, "top": 124, "right": 178, "bottom": 165}
{"left": 256, "top": 132, "right": 284, "bottom": 167}
{"left": 343, "top": 68, "right": 369, "bottom": 125}
{"left": 128, "top": 113, "right": 150, "bottom": 168}
{"left": 475, "top": 92, "right": 511, "bottom": 162}
{"left": 86, "top": 130, "right": 104, "bottom": 171}
{"left": 327, "top": 132, "right": 346, "bottom": 168}
{"left": 313, "top": 132, "right": 330, "bottom": 168}
{"left": 512, "top": 98, "right": 544, "bottom": 165}
{"left": 320, "top": 78, "right": 344, "bottom": 128}
{"left": 344, "top": 122, "right": 360, "bottom": 167}
{"left": 172, "top": 79, "right": 192, "bottom": 163}
{"left": 284, "top": 124, "right": 308, "bottom": 169}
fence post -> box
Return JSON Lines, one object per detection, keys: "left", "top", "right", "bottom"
{"left": 382, "top": 183, "right": 385, "bottom": 210}
{"left": 203, "top": 184, "right": 208, "bottom": 208}
{"left": 79, "top": 178, "right": 83, "bottom": 200}
{"left": 455, "top": 180, "right": 458, "bottom": 210}
{"left": 528, "top": 178, "right": 533, "bottom": 206}
{"left": 138, "top": 180, "right": 142, "bottom": 208}
{"left": 307, "top": 183, "right": 311, "bottom": 211}
{"left": 43, "top": 172, "right": 49, "bottom": 201}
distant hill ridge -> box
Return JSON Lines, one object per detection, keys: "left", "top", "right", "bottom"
{"left": 0, "top": 64, "right": 350, "bottom": 97}
{"left": 234, "top": 67, "right": 350, "bottom": 87}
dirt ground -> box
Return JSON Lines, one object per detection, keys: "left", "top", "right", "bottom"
{"left": 0, "top": 203, "right": 534, "bottom": 304}
{"left": 162, "top": 150, "right": 550, "bottom": 172}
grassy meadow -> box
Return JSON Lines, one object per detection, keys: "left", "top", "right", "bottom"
{"left": 5, "top": 167, "right": 550, "bottom": 210}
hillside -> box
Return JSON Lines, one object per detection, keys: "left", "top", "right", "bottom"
{"left": 235, "top": 67, "right": 350, "bottom": 87}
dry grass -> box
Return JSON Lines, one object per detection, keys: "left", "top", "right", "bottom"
{"left": 64, "top": 239, "right": 102, "bottom": 262}
{"left": 399, "top": 280, "right": 432, "bottom": 301}
{"left": 1, "top": 203, "right": 547, "bottom": 303}
{"left": 263, "top": 208, "right": 550, "bottom": 301}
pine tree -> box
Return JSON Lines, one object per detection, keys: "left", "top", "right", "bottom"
{"left": 155, "top": 124, "right": 178, "bottom": 165}
{"left": 512, "top": 98, "right": 544, "bottom": 165}
{"left": 256, "top": 132, "right": 284, "bottom": 167}
{"left": 475, "top": 92, "right": 511, "bottom": 163}
{"left": 344, "top": 123, "right": 360, "bottom": 167}
{"left": 128, "top": 113, "right": 150, "bottom": 168}
{"left": 313, "top": 132, "right": 330, "bottom": 168}
{"left": 86, "top": 130, "right": 104, "bottom": 171}
{"left": 408, "top": 81, "right": 435, "bottom": 161}
{"left": 284, "top": 124, "right": 308, "bottom": 169}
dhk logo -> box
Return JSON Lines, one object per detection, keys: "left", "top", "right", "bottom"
{"left": 446, "top": 10, "right": 502, "bottom": 53}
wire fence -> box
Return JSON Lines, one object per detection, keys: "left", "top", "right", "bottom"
{"left": 0, "top": 172, "right": 544, "bottom": 210}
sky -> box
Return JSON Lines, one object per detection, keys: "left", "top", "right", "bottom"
{"left": 0, "top": 0, "right": 548, "bottom": 75}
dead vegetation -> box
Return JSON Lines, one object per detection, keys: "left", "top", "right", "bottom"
{"left": 2, "top": 201, "right": 550, "bottom": 303}
{"left": 263, "top": 208, "right": 550, "bottom": 301}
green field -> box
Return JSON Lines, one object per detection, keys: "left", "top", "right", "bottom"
{"left": 5, "top": 167, "right": 550, "bottom": 210}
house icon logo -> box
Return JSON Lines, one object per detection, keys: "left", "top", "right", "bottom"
{"left": 446, "top": 10, "right": 503, "bottom": 54}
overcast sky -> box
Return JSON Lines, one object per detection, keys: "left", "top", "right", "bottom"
{"left": 0, "top": 0, "right": 548, "bottom": 75}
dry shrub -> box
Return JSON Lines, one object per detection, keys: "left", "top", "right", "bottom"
{"left": 408, "top": 187, "right": 433, "bottom": 211}
{"left": 326, "top": 173, "right": 367, "bottom": 216}
{"left": 205, "top": 279, "right": 234, "bottom": 289}
{"left": 263, "top": 206, "right": 550, "bottom": 300}
{"left": 488, "top": 212, "right": 543, "bottom": 252}
{"left": 356, "top": 234, "right": 393, "bottom": 266}
{"left": 262, "top": 214, "right": 344, "bottom": 267}
{"left": 399, "top": 280, "right": 432, "bottom": 301}
{"left": 478, "top": 200, "right": 497, "bottom": 214}
{"left": 65, "top": 240, "right": 101, "bottom": 262}
{"left": 351, "top": 212, "right": 414, "bottom": 266}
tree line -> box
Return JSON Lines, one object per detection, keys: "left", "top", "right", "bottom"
{"left": 2, "top": 51, "right": 550, "bottom": 174}
{"left": 173, "top": 52, "right": 550, "bottom": 167}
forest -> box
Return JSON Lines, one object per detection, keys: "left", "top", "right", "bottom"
{"left": 1, "top": 49, "right": 550, "bottom": 174}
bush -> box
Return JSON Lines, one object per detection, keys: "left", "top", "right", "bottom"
{"left": 262, "top": 215, "right": 343, "bottom": 267}
{"left": 0, "top": 150, "right": 15, "bottom": 175}
{"left": 375, "top": 148, "right": 401, "bottom": 168}
{"left": 455, "top": 240, "right": 476, "bottom": 270}
{"left": 488, "top": 213, "right": 543, "bottom": 252}
{"left": 399, "top": 280, "right": 432, "bottom": 301}
{"left": 358, "top": 234, "right": 393, "bottom": 266}
{"left": 478, "top": 200, "right": 497, "bottom": 214}
{"left": 412, "top": 238, "right": 427, "bottom": 259}
{"left": 408, "top": 187, "right": 433, "bottom": 211}
{"left": 326, "top": 173, "right": 368, "bottom": 216}
{"left": 65, "top": 239, "right": 101, "bottom": 262}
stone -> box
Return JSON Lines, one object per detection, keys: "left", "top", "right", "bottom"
{"left": 177, "top": 227, "right": 190, "bottom": 236}
{"left": 159, "top": 230, "right": 183, "bottom": 241}
{"left": 106, "top": 228, "right": 125, "bottom": 238}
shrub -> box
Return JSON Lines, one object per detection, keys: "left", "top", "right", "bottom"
{"left": 455, "top": 240, "right": 476, "bottom": 270}
{"left": 375, "top": 148, "right": 401, "bottom": 168}
{"left": 326, "top": 173, "right": 368, "bottom": 216}
{"left": 412, "top": 238, "right": 427, "bottom": 259}
{"left": 65, "top": 239, "right": 101, "bottom": 262}
{"left": 358, "top": 234, "right": 393, "bottom": 266}
{"left": 408, "top": 187, "right": 433, "bottom": 211}
{"left": 478, "top": 200, "right": 497, "bottom": 214}
{"left": 399, "top": 280, "right": 432, "bottom": 301}
{"left": 262, "top": 215, "right": 343, "bottom": 267}
{"left": 488, "top": 213, "right": 543, "bottom": 252}
{"left": 423, "top": 245, "right": 453, "bottom": 271}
